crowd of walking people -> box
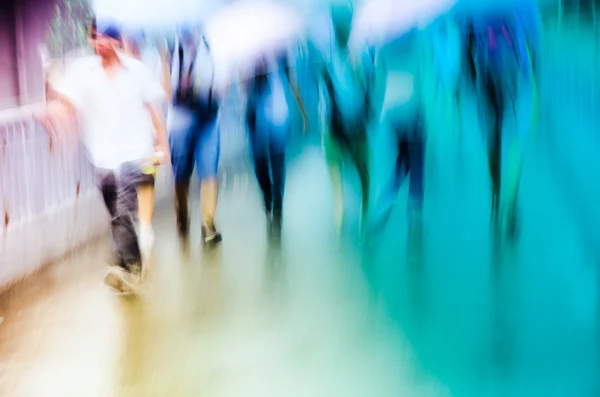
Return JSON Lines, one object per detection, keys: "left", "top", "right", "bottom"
{"left": 39, "top": 0, "right": 542, "bottom": 295}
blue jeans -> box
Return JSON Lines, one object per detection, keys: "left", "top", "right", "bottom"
{"left": 375, "top": 113, "right": 425, "bottom": 228}
{"left": 169, "top": 114, "right": 220, "bottom": 183}
{"left": 249, "top": 120, "right": 290, "bottom": 217}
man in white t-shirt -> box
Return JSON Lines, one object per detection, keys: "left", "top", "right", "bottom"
{"left": 40, "top": 19, "right": 169, "bottom": 294}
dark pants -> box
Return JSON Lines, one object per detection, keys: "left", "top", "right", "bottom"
{"left": 483, "top": 69, "right": 505, "bottom": 223}
{"left": 390, "top": 115, "right": 425, "bottom": 210}
{"left": 374, "top": 113, "right": 424, "bottom": 230}
{"left": 326, "top": 129, "right": 371, "bottom": 215}
{"left": 396, "top": 133, "right": 425, "bottom": 206}
{"left": 97, "top": 162, "right": 154, "bottom": 273}
{"left": 249, "top": 123, "right": 288, "bottom": 218}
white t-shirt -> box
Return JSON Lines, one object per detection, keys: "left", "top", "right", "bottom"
{"left": 56, "top": 53, "right": 165, "bottom": 170}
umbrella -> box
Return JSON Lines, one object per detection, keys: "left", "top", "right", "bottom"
{"left": 204, "top": 0, "right": 304, "bottom": 83}
{"left": 348, "top": 0, "right": 457, "bottom": 52}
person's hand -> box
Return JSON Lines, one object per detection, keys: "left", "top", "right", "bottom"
{"left": 35, "top": 101, "right": 74, "bottom": 138}
{"left": 152, "top": 145, "right": 170, "bottom": 166}
{"left": 34, "top": 104, "right": 59, "bottom": 138}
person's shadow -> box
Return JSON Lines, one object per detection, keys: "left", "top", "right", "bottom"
{"left": 489, "top": 249, "right": 517, "bottom": 373}
{"left": 263, "top": 227, "right": 287, "bottom": 301}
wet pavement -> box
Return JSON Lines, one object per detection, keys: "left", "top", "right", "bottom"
{"left": 0, "top": 131, "right": 598, "bottom": 396}
{"left": 0, "top": 146, "right": 448, "bottom": 397}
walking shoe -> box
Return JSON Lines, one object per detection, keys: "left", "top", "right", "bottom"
{"left": 177, "top": 212, "right": 189, "bottom": 238}
{"left": 202, "top": 222, "right": 222, "bottom": 246}
{"left": 104, "top": 266, "right": 141, "bottom": 295}
{"left": 505, "top": 208, "right": 521, "bottom": 244}
{"left": 264, "top": 196, "right": 273, "bottom": 217}
{"left": 269, "top": 213, "right": 282, "bottom": 242}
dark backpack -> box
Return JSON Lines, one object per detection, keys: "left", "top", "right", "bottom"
{"left": 173, "top": 36, "right": 218, "bottom": 117}
{"left": 322, "top": 52, "right": 372, "bottom": 139}
{"left": 245, "top": 55, "right": 291, "bottom": 132}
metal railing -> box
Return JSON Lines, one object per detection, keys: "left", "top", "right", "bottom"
{"left": 0, "top": 105, "right": 107, "bottom": 290}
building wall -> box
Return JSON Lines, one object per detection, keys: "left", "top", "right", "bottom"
{"left": 0, "top": 0, "right": 60, "bottom": 110}
{"left": 15, "top": 0, "right": 59, "bottom": 106}
{"left": 0, "top": 0, "right": 108, "bottom": 291}
{"left": 0, "top": 0, "right": 19, "bottom": 110}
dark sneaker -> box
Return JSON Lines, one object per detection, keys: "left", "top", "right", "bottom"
{"left": 202, "top": 223, "right": 222, "bottom": 246}
{"left": 104, "top": 266, "right": 141, "bottom": 296}
{"left": 269, "top": 213, "right": 282, "bottom": 241}
{"left": 177, "top": 212, "right": 190, "bottom": 238}
{"left": 506, "top": 209, "right": 521, "bottom": 244}
{"left": 264, "top": 196, "right": 273, "bottom": 218}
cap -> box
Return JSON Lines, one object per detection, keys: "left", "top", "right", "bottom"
{"left": 96, "top": 20, "right": 123, "bottom": 41}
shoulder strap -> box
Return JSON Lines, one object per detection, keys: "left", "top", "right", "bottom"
{"left": 177, "top": 43, "right": 185, "bottom": 95}
{"left": 200, "top": 34, "right": 216, "bottom": 107}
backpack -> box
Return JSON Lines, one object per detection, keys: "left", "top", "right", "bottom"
{"left": 472, "top": 15, "right": 521, "bottom": 96}
{"left": 473, "top": 14, "right": 520, "bottom": 70}
{"left": 246, "top": 55, "right": 292, "bottom": 131}
{"left": 323, "top": 49, "right": 370, "bottom": 136}
{"left": 172, "top": 35, "right": 218, "bottom": 118}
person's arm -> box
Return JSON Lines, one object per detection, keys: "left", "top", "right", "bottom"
{"left": 138, "top": 63, "right": 169, "bottom": 163}
{"left": 37, "top": 63, "right": 84, "bottom": 137}
{"left": 366, "top": 49, "right": 386, "bottom": 127}
{"left": 160, "top": 52, "right": 173, "bottom": 103}
{"left": 38, "top": 95, "right": 78, "bottom": 138}
{"left": 146, "top": 103, "right": 169, "bottom": 162}
{"left": 284, "top": 56, "right": 308, "bottom": 131}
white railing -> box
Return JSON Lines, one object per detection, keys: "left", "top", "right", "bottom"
{"left": 0, "top": 105, "right": 108, "bottom": 291}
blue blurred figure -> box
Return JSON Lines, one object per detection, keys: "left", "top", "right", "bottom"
{"left": 245, "top": 52, "right": 308, "bottom": 235}
{"left": 167, "top": 26, "right": 223, "bottom": 245}
{"left": 462, "top": 0, "right": 541, "bottom": 243}
{"left": 370, "top": 31, "right": 427, "bottom": 262}
{"left": 317, "top": 4, "right": 375, "bottom": 235}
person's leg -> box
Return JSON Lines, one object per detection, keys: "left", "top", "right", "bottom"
{"left": 348, "top": 132, "right": 371, "bottom": 223}
{"left": 324, "top": 131, "right": 345, "bottom": 233}
{"left": 169, "top": 118, "right": 197, "bottom": 237}
{"left": 196, "top": 117, "right": 222, "bottom": 244}
{"left": 102, "top": 164, "right": 146, "bottom": 293}
{"left": 407, "top": 117, "right": 425, "bottom": 209}
{"left": 113, "top": 163, "right": 144, "bottom": 272}
{"left": 251, "top": 124, "right": 273, "bottom": 214}
{"left": 407, "top": 129, "right": 426, "bottom": 262}
{"left": 484, "top": 72, "right": 503, "bottom": 234}
{"left": 137, "top": 175, "right": 156, "bottom": 255}
{"left": 98, "top": 170, "right": 120, "bottom": 266}
{"left": 137, "top": 179, "right": 155, "bottom": 253}
{"left": 503, "top": 137, "right": 523, "bottom": 242}
{"left": 269, "top": 122, "right": 290, "bottom": 227}
{"left": 372, "top": 122, "right": 408, "bottom": 233}
{"left": 271, "top": 152, "right": 285, "bottom": 220}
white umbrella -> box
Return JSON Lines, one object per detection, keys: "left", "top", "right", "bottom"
{"left": 348, "top": 0, "right": 457, "bottom": 52}
{"left": 204, "top": 0, "right": 304, "bottom": 83}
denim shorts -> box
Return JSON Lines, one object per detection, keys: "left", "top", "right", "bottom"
{"left": 169, "top": 113, "right": 220, "bottom": 183}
